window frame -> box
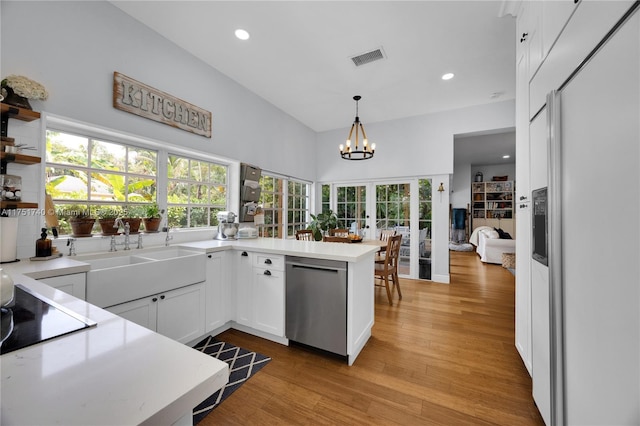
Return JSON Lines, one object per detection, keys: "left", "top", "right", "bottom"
{"left": 44, "top": 119, "right": 231, "bottom": 236}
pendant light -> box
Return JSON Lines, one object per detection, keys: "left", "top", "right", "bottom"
{"left": 339, "top": 95, "right": 375, "bottom": 160}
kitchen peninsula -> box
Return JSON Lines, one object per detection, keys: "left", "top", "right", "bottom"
{"left": 1, "top": 237, "right": 378, "bottom": 425}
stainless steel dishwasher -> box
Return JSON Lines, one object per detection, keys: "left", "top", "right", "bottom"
{"left": 285, "top": 256, "right": 348, "bottom": 356}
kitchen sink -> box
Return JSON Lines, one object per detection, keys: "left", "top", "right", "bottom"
{"left": 83, "top": 255, "right": 153, "bottom": 270}
{"left": 82, "top": 247, "right": 206, "bottom": 308}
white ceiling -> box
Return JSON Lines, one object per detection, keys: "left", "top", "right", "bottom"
{"left": 110, "top": 1, "right": 516, "bottom": 134}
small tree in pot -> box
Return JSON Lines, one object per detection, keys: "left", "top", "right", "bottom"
{"left": 96, "top": 206, "right": 123, "bottom": 235}
{"left": 142, "top": 203, "right": 163, "bottom": 233}
{"left": 308, "top": 209, "right": 338, "bottom": 241}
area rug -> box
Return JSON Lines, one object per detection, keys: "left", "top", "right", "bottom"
{"left": 448, "top": 242, "right": 475, "bottom": 252}
{"left": 192, "top": 336, "right": 271, "bottom": 424}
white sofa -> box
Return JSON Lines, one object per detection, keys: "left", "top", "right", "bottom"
{"left": 473, "top": 227, "right": 516, "bottom": 264}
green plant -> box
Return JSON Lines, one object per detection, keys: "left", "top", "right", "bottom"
{"left": 143, "top": 202, "right": 163, "bottom": 218}
{"left": 125, "top": 205, "right": 147, "bottom": 218}
{"left": 66, "top": 204, "right": 92, "bottom": 219}
{"left": 308, "top": 209, "right": 338, "bottom": 241}
{"left": 96, "top": 206, "right": 122, "bottom": 220}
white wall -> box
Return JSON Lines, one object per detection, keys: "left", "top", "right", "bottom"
{"left": 1, "top": 1, "right": 316, "bottom": 182}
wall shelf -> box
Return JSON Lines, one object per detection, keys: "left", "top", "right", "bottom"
{"left": 1, "top": 201, "right": 39, "bottom": 210}
{"left": 1, "top": 104, "right": 41, "bottom": 138}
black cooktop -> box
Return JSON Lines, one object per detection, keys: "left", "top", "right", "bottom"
{"left": 1, "top": 285, "right": 96, "bottom": 355}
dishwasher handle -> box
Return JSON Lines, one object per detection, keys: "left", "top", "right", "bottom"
{"left": 288, "top": 263, "right": 344, "bottom": 273}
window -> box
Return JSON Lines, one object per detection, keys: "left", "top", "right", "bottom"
{"left": 45, "top": 130, "right": 157, "bottom": 235}
{"left": 321, "top": 184, "right": 331, "bottom": 214}
{"left": 287, "top": 179, "right": 310, "bottom": 237}
{"left": 167, "top": 155, "right": 228, "bottom": 228}
{"left": 258, "top": 174, "right": 284, "bottom": 238}
{"left": 45, "top": 127, "right": 230, "bottom": 235}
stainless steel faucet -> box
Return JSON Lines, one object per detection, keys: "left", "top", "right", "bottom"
{"left": 111, "top": 219, "right": 131, "bottom": 251}
{"left": 136, "top": 233, "right": 143, "bottom": 249}
{"left": 163, "top": 226, "right": 173, "bottom": 246}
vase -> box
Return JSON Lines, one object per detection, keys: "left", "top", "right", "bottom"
{"left": 2, "top": 87, "right": 32, "bottom": 110}
{"left": 69, "top": 218, "right": 96, "bottom": 237}
{"left": 143, "top": 217, "right": 162, "bottom": 233}
{"left": 98, "top": 218, "right": 119, "bottom": 236}
{"left": 122, "top": 218, "right": 142, "bottom": 234}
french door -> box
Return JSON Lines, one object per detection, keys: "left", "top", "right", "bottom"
{"left": 332, "top": 179, "right": 432, "bottom": 280}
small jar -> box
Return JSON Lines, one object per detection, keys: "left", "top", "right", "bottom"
{"left": 1, "top": 174, "right": 22, "bottom": 201}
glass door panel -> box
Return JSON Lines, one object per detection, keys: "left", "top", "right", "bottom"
{"left": 335, "top": 185, "right": 367, "bottom": 233}
{"left": 374, "top": 183, "right": 411, "bottom": 275}
{"left": 418, "top": 179, "right": 432, "bottom": 280}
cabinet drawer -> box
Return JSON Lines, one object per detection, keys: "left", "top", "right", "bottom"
{"left": 241, "top": 185, "right": 261, "bottom": 201}
{"left": 254, "top": 253, "right": 284, "bottom": 271}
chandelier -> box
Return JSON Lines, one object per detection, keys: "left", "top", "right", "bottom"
{"left": 339, "top": 95, "right": 375, "bottom": 160}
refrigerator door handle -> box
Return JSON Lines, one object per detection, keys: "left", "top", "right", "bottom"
{"left": 546, "top": 89, "right": 565, "bottom": 426}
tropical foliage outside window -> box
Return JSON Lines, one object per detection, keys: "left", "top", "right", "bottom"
{"left": 258, "top": 173, "right": 310, "bottom": 238}
{"left": 166, "top": 155, "right": 228, "bottom": 228}
{"left": 258, "top": 174, "right": 283, "bottom": 238}
{"left": 45, "top": 130, "right": 157, "bottom": 235}
{"left": 418, "top": 179, "right": 432, "bottom": 280}
{"left": 321, "top": 184, "right": 330, "bottom": 214}
{"left": 336, "top": 185, "right": 366, "bottom": 229}
{"left": 287, "top": 179, "right": 310, "bottom": 236}
{"left": 375, "top": 183, "right": 410, "bottom": 230}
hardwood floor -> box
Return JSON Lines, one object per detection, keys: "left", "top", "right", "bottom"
{"left": 200, "top": 251, "right": 544, "bottom": 425}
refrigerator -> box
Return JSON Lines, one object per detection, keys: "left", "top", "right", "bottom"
{"left": 530, "top": 3, "right": 639, "bottom": 424}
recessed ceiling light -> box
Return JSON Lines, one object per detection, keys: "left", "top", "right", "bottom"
{"left": 235, "top": 29, "right": 250, "bottom": 40}
{"left": 503, "top": 155, "right": 511, "bottom": 159}
{"left": 441, "top": 73, "right": 454, "bottom": 80}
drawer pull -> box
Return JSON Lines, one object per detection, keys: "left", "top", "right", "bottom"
{"left": 264, "top": 259, "right": 272, "bottom": 265}
{"left": 263, "top": 270, "right": 272, "bottom": 276}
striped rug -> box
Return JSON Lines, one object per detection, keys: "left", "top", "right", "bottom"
{"left": 193, "top": 336, "right": 271, "bottom": 424}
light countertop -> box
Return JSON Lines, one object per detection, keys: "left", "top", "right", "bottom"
{"left": 179, "top": 237, "right": 379, "bottom": 262}
{"left": 1, "top": 264, "right": 229, "bottom": 425}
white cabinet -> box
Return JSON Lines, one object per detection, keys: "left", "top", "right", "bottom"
{"left": 252, "top": 263, "right": 285, "bottom": 336}
{"left": 541, "top": 1, "right": 579, "bottom": 60}
{"left": 205, "top": 251, "right": 228, "bottom": 332}
{"left": 517, "top": 1, "right": 543, "bottom": 78}
{"left": 235, "top": 250, "right": 285, "bottom": 338}
{"left": 107, "top": 283, "right": 205, "bottom": 344}
{"left": 235, "top": 250, "right": 254, "bottom": 327}
{"left": 38, "top": 273, "right": 86, "bottom": 300}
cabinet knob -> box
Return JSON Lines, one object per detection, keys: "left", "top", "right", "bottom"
{"left": 519, "top": 195, "right": 528, "bottom": 201}
{"left": 152, "top": 297, "right": 158, "bottom": 302}
{"left": 520, "top": 32, "right": 528, "bottom": 43}
{"left": 160, "top": 295, "right": 165, "bottom": 300}
{"left": 263, "top": 270, "right": 271, "bottom": 276}
{"left": 264, "top": 258, "right": 272, "bottom": 265}
{"left": 208, "top": 254, "right": 212, "bottom": 258}
{"left": 241, "top": 251, "right": 248, "bottom": 257}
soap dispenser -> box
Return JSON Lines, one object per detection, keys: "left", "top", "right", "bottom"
{"left": 36, "top": 228, "right": 52, "bottom": 258}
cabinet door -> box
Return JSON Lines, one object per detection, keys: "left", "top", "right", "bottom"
{"left": 157, "top": 283, "right": 205, "bottom": 344}
{"left": 38, "top": 273, "right": 86, "bottom": 300}
{"left": 541, "top": 1, "right": 578, "bottom": 58}
{"left": 235, "top": 251, "right": 254, "bottom": 327}
{"left": 107, "top": 297, "right": 157, "bottom": 331}
{"left": 252, "top": 266, "right": 285, "bottom": 337}
{"left": 205, "top": 252, "right": 227, "bottom": 332}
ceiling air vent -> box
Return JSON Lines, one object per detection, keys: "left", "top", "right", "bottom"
{"left": 350, "top": 47, "right": 386, "bottom": 67}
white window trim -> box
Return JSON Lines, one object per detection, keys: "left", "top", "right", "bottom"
{"left": 44, "top": 113, "right": 234, "bottom": 232}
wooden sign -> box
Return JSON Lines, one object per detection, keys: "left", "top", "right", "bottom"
{"left": 113, "top": 72, "right": 212, "bottom": 138}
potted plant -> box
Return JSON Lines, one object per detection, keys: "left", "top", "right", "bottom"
{"left": 308, "top": 209, "right": 338, "bottom": 241}
{"left": 96, "top": 206, "right": 122, "bottom": 236}
{"left": 67, "top": 205, "right": 95, "bottom": 237}
{"left": 122, "top": 205, "right": 144, "bottom": 234}
{"left": 142, "top": 203, "right": 163, "bottom": 233}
